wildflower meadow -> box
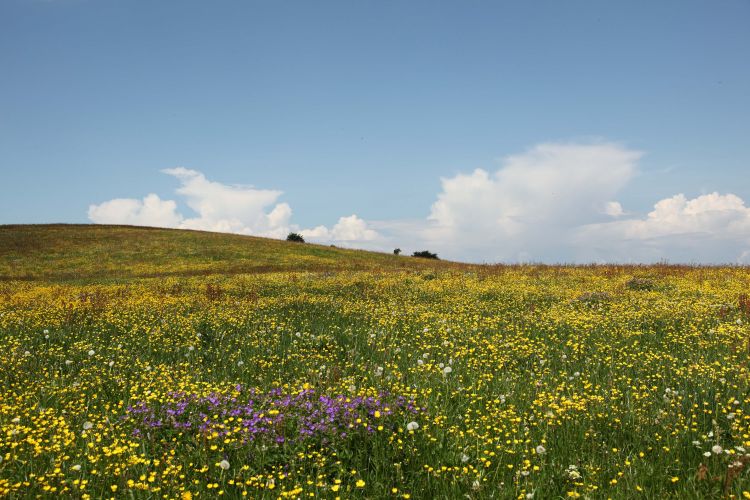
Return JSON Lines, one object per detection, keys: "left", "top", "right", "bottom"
{"left": 2, "top": 226, "right": 750, "bottom": 498}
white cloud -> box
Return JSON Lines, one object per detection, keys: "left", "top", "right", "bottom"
{"left": 87, "top": 193, "right": 182, "bottom": 227}
{"left": 160, "top": 167, "right": 293, "bottom": 237}
{"left": 604, "top": 201, "right": 624, "bottom": 217}
{"left": 575, "top": 192, "right": 750, "bottom": 263}
{"left": 88, "top": 168, "right": 378, "bottom": 244}
{"left": 418, "top": 141, "right": 642, "bottom": 261}
{"left": 383, "top": 142, "right": 749, "bottom": 263}
{"left": 301, "top": 215, "right": 380, "bottom": 245}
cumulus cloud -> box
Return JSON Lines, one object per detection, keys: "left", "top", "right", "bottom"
{"left": 604, "top": 201, "right": 625, "bottom": 217}
{"left": 87, "top": 169, "right": 378, "bottom": 243}
{"left": 575, "top": 192, "right": 750, "bottom": 263}
{"left": 301, "top": 215, "right": 380, "bottom": 245}
{"left": 158, "top": 167, "right": 293, "bottom": 238}
{"left": 88, "top": 193, "right": 183, "bottom": 227}
{"left": 418, "top": 141, "right": 642, "bottom": 261}
{"left": 385, "top": 142, "right": 749, "bottom": 263}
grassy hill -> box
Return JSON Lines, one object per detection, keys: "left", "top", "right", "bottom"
{"left": 0, "top": 224, "right": 463, "bottom": 281}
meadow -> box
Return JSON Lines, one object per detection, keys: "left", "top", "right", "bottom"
{"left": 2, "top": 225, "right": 750, "bottom": 498}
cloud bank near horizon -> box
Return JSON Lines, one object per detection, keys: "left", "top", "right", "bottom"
{"left": 87, "top": 142, "right": 750, "bottom": 264}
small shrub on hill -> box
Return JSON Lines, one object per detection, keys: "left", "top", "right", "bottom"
{"left": 412, "top": 250, "right": 438, "bottom": 259}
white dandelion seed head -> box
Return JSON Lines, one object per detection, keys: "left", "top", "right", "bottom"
{"left": 406, "top": 421, "right": 419, "bottom": 431}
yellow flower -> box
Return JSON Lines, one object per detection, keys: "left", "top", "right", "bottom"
{"left": 356, "top": 480, "right": 365, "bottom": 488}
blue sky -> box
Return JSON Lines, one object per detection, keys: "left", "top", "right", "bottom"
{"left": 1, "top": 0, "right": 749, "bottom": 262}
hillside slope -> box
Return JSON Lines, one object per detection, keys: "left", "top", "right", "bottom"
{"left": 0, "top": 224, "right": 463, "bottom": 281}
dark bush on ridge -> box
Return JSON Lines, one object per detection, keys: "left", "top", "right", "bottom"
{"left": 286, "top": 233, "right": 305, "bottom": 243}
{"left": 412, "top": 250, "right": 438, "bottom": 259}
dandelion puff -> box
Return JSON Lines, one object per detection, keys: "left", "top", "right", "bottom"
{"left": 443, "top": 366, "right": 453, "bottom": 375}
{"left": 406, "top": 421, "right": 419, "bottom": 431}
{"left": 218, "top": 460, "right": 230, "bottom": 470}
{"left": 461, "top": 453, "right": 470, "bottom": 463}
{"left": 87, "top": 350, "right": 95, "bottom": 356}
{"left": 535, "top": 445, "right": 546, "bottom": 455}
{"left": 82, "top": 421, "right": 93, "bottom": 430}
{"left": 71, "top": 464, "right": 81, "bottom": 471}
{"left": 712, "top": 445, "right": 723, "bottom": 455}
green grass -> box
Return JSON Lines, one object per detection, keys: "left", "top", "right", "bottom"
{"left": 0, "top": 224, "right": 462, "bottom": 282}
